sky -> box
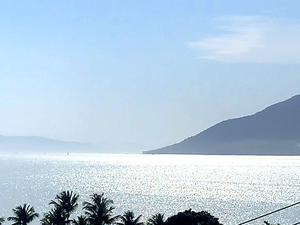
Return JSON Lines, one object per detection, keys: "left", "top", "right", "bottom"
{"left": 1, "top": 0, "right": 300, "bottom": 152}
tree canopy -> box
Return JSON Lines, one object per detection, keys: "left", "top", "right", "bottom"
{"left": 165, "top": 209, "right": 222, "bottom": 225}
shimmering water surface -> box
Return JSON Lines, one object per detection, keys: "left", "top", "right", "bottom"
{"left": 1, "top": 153, "right": 300, "bottom": 225}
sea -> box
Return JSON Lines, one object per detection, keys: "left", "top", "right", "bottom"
{"left": 1, "top": 153, "right": 300, "bottom": 225}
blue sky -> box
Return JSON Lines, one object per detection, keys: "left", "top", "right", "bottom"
{"left": 1, "top": 1, "right": 300, "bottom": 151}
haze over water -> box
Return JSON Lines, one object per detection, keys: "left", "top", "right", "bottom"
{"left": 1, "top": 153, "right": 300, "bottom": 225}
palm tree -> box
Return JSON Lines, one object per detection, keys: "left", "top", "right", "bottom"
{"left": 116, "top": 211, "right": 143, "bottom": 225}
{"left": 83, "top": 193, "right": 118, "bottom": 225}
{"left": 147, "top": 213, "right": 164, "bottom": 225}
{"left": 72, "top": 216, "right": 88, "bottom": 225}
{"left": 41, "top": 206, "right": 70, "bottom": 225}
{"left": 50, "top": 191, "right": 79, "bottom": 220}
{"left": 8, "top": 204, "right": 39, "bottom": 225}
{"left": 0, "top": 217, "right": 5, "bottom": 225}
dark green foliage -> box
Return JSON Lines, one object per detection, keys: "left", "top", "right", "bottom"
{"left": 116, "top": 211, "right": 143, "bottom": 225}
{"left": 165, "top": 209, "right": 222, "bottom": 225}
{"left": 5, "top": 191, "right": 223, "bottom": 225}
{"left": 8, "top": 204, "right": 39, "bottom": 225}
{"left": 72, "top": 216, "right": 88, "bottom": 225}
{"left": 41, "top": 206, "right": 70, "bottom": 225}
{"left": 42, "top": 191, "right": 79, "bottom": 225}
{"left": 0, "top": 217, "right": 5, "bottom": 225}
{"left": 147, "top": 213, "right": 165, "bottom": 225}
{"left": 83, "top": 193, "right": 118, "bottom": 225}
{"left": 50, "top": 191, "right": 79, "bottom": 220}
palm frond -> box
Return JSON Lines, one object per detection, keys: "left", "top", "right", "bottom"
{"left": 147, "top": 213, "right": 164, "bottom": 225}
{"left": 8, "top": 204, "right": 39, "bottom": 225}
{"left": 83, "top": 193, "right": 116, "bottom": 225}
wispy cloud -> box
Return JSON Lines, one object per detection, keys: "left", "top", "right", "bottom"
{"left": 189, "top": 15, "right": 300, "bottom": 63}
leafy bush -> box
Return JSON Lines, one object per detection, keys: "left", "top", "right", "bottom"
{"left": 165, "top": 209, "right": 222, "bottom": 225}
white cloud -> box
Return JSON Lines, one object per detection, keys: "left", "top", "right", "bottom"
{"left": 189, "top": 15, "right": 300, "bottom": 63}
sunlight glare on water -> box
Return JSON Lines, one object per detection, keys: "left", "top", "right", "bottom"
{"left": 1, "top": 153, "right": 300, "bottom": 225}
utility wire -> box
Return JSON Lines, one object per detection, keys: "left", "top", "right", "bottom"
{"left": 237, "top": 201, "right": 300, "bottom": 225}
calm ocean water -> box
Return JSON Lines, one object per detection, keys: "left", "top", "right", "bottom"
{"left": 1, "top": 153, "right": 300, "bottom": 225}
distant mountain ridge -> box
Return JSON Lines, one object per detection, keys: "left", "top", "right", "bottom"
{"left": 144, "top": 95, "right": 300, "bottom": 155}
{"left": 0, "top": 135, "right": 93, "bottom": 153}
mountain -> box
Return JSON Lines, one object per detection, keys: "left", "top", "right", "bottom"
{"left": 0, "top": 135, "right": 94, "bottom": 153}
{"left": 144, "top": 95, "right": 300, "bottom": 155}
